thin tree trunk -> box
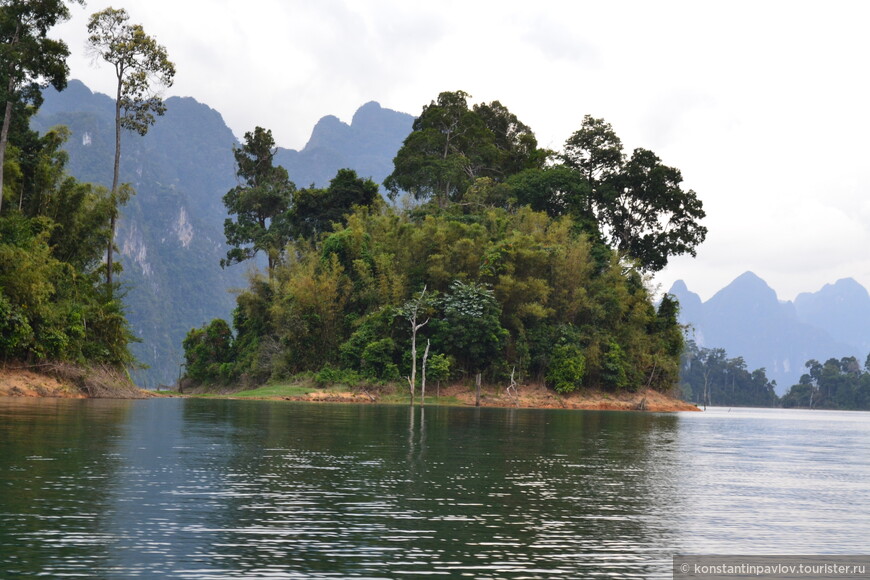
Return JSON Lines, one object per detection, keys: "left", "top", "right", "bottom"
{"left": 0, "top": 24, "right": 21, "bottom": 216}
{"left": 420, "top": 339, "right": 430, "bottom": 406}
{"left": 408, "top": 326, "right": 417, "bottom": 404}
{"left": 405, "top": 287, "right": 428, "bottom": 405}
{"left": 107, "top": 76, "right": 123, "bottom": 290}
{"left": 0, "top": 98, "right": 12, "bottom": 216}
{"left": 475, "top": 372, "right": 481, "bottom": 407}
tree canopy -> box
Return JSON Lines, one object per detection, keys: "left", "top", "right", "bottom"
{"left": 86, "top": 6, "right": 175, "bottom": 289}
{"left": 384, "top": 91, "right": 546, "bottom": 206}
{"left": 0, "top": 0, "right": 82, "bottom": 215}
{"left": 386, "top": 97, "right": 706, "bottom": 272}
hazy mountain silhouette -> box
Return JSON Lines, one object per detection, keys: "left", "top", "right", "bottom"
{"left": 794, "top": 278, "right": 870, "bottom": 355}
{"left": 669, "top": 272, "right": 868, "bottom": 393}
{"left": 275, "top": 101, "right": 413, "bottom": 188}
{"left": 33, "top": 80, "right": 412, "bottom": 385}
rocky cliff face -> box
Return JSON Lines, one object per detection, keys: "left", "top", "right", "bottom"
{"left": 33, "top": 81, "right": 412, "bottom": 386}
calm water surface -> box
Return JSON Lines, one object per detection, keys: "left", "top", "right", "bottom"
{"left": 1, "top": 399, "right": 868, "bottom": 578}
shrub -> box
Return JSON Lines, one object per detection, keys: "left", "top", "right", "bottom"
{"left": 546, "top": 344, "right": 586, "bottom": 394}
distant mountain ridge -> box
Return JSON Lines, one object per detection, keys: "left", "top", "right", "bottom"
{"left": 669, "top": 272, "right": 870, "bottom": 392}
{"left": 33, "top": 80, "right": 413, "bottom": 385}
{"left": 275, "top": 101, "right": 413, "bottom": 188}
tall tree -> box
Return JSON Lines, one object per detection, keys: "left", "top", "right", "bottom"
{"left": 86, "top": 6, "right": 175, "bottom": 289}
{"left": 385, "top": 91, "right": 542, "bottom": 206}
{"left": 563, "top": 114, "right": 624, "bottom": 187}
{"left": 0, "top": 0, "right": 81, "bottom": 215}
{"left": 385, "top": 91, "right": 488, "bottom": 205}
{"left": 222, "top": 126, "right": 295, "bottom": 275}
{"left": 562, "top": 116, "right": 706, "bottom": 271}
{"left": 607, "top": 147, "right": 707, "bottom": 271}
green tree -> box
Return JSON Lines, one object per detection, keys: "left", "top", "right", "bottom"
{"left": 507, "top": 165, "right": 599, "bottom": 235}
{"left": 182, "top": 318, "right": 235, "bottom": 384}
{"left": 433, "top": 280, "right": 507, "bottom": 377}
{"left": 562, "top": 115, "right": 706, "bottom": 271}
{"left": 222, "top": 126, "right": 295, "bottom": 274}
{"left": 0, "top": 0, "right": 82, "bottom": 215}
{"left": 472, "top": 100, "right": 547, "bottom": 177}
{"left": 563, "top": 114, "right": 624, "bottom": 188}
{"left": 291, "top": 168, "right": 379, "bottom": 240}
{"left": 547, "top": 344, "right": 586, "bottom": 394}
{"left": 384, "top": 91, "right": 541, "bottom": 206}
{"left": 385, "top": 90, "right": 487, "bottom": 205}
{"left": 426, "top": 352, "right": 451, "bottom": 397}
{"left": 86, "top": 6, "right": 175, "bottom": 288}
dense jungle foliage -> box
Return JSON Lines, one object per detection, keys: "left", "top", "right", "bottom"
{"left": 678, "top": 341, "right": 779, "bottom": 407}
{"left": 182, "top": 91, "right": 703, "bottom": 394}
{"left": 0, "top": 93, "right": 134, "bottom": 367}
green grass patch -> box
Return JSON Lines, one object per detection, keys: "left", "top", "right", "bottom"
{"left": 230, "top": 382, "right": 328, "bottom": 398}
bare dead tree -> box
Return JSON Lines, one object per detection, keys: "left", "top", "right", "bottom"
{"left": 475, "top": 372, "right": 482, "bottom": 407}
{"left": 404, "top": 286, "right": 429, "bottom": 405}
{"left": 507, "top": 366, "right": 519, "bottom": 406}
{"left": 420, "top": 339, "right": 431, "bottom": 405}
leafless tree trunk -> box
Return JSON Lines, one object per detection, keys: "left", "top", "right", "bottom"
{"left": 405, "top": 286, "right": 428, "bottom": 405}
{"left": 507, "top": 366, "right": 519, "bottom": 406}
{"left": 420, "top": 339, "right": 430, "bottom": 405}
{"left": 106, "top": 76, "right": 123, "bottom": 291}
{"left": 475, "top": 372, "right": 481, "bottom": 407}
{"left": 0, "top": 98, "right": 13, "bottom": 216}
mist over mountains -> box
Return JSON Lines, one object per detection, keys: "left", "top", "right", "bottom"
{"left": 669, "top": 272, "right": 870, "bottom": 393}
{"left": 33, "top": 80, "right": 412, "bottom": 386}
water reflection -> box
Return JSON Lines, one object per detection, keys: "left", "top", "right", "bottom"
{"left": 168, "top": 402, "right": 685, "bottom": 578}
{"left": 2, "top": 399, "right": 869, "bottom": 578}
{"left": 672, "top": 407, "right": 870, "bottom": 554}
{"left": 0, "top": 398, "right": 133, "bottom": 577}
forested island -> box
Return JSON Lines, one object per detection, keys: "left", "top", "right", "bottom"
{"left": 180, "top": 90, "right": 706, "bottom": 404}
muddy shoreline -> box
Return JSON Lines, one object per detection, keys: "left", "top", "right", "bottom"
{"left": 0, "top": 368, "right": 698, "bottom": 412}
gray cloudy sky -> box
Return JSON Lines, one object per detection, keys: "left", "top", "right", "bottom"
{"left": 53, "top": 1, "right": 870, "bottom": 301}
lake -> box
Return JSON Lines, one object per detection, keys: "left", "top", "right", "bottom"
{"left": 1, "top": 399, "right": 868, "bottom": 578}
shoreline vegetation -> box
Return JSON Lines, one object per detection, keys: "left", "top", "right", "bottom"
{"left": 0, "top": 366, "right": 698, "bottom": 412}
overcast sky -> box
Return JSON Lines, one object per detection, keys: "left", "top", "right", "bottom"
{"left": 52, "top": 1, "right": 870, "bottom": 302}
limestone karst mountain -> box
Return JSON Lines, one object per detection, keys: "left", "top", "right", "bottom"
{"left": 33, "top": 80, "right": 413, "bottom": 386}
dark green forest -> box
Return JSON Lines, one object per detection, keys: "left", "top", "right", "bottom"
{"left": 182, "top": 91, "right": 706, "bottom": 397}
{"left": 0, "top": 1, "right": 133, "bottom": 370}
{"left": 780, "top": 356, "right": 870, "bottom": 410}
{"left": 679, "top": 341, "right": 778, "bottom": 407}
{"left": 0, "top": 117, "right": 133, "bottom": 367}
{"left": 679, "top": 340, "right": 870, "bottom": 410}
